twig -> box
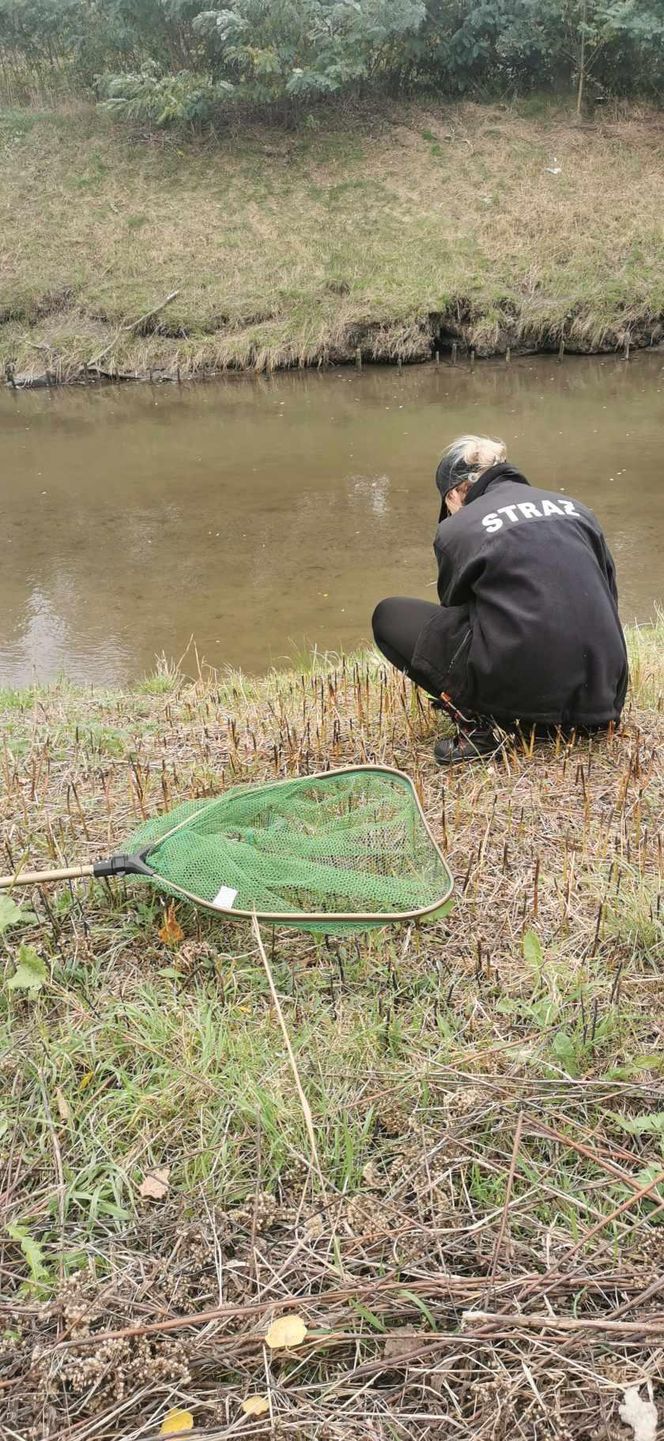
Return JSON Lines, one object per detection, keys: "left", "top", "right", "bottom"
{"left": 512, "top": 1160, "right": 664, "bottom": 1315}
{"left": 464, "top": 1310, "right": 664, "bottom": 1337}
{"left": 84, "top": 290, "right": 180, "bottom": 371}
{"left": 486, "top": 1110, "right": 523, "bottom": 1300}
{"left": 122, "top": 289, "right": 181, "bottom": 335}
{"left": 36, "top": 1270, "right": 644, "bottom": 1355}
{"left": 611, "top": 1273, "right": 664, "bottom": 1320}
{"left": 38, "top": 1075, "right": 66, "bottom": 1281}
{"left": 529, "top": 1119, "right": 650, "bottom": 1192}
{"left": 252, "top": 915, "right": 326, "bottom": 1196}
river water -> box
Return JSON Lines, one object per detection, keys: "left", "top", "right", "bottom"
{"left": 1, "top": 354, "right": 662, "bottom": 688}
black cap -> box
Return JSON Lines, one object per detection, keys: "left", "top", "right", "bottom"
{"left": 435, "top": 451, "right": 475, "bottom": 523}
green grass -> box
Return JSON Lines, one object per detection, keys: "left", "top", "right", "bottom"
{"left": 1, "top": 625, "right": 663, "bottom": 1436}
{"left": 1, "top": 98, "right": 663, "bottom": 381}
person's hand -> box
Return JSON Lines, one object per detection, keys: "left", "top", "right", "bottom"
{"left": 445, "top": 485, "right": 465, "bottom": 515}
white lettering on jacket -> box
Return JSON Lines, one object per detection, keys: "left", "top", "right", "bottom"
{"left": 482, "top": 497, "right": 579, "bottom": 532}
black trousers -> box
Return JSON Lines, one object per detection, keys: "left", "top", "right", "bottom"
{"left": 372, "top": 596, "right": 443, "bottom": 698}
{"left": 372, "top": 594, "right": 488, "bottom": 733}
{"left": 372, "top": 596, "right": 609, "bottom": 740}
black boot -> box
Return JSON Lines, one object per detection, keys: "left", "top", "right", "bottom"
{"left": 434, "top": 727, "right": 501, "bottom": 766}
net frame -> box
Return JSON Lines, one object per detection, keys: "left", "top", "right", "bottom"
{"left": 135, "top": 764, "right": 453, "bottom": 926}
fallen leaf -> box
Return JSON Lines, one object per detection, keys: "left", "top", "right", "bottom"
{"left": 6, "top": 945, "right": 47, "bottom": 992}
{"left": 159, "top": 1409, "right": 194, "bottom": 1436}
{"left": 383, "top": 1329, "right": 422, "bottom": 1363}
{"left": 159, "top": 902, "right": 184, "bottom": 946}
{"left": 302, "top": 1211, "right": 325, "bottom": 1241}
{"left": 241, "top": 1396, "right": 269, "bottom": 1417}
{"left": 619, "top": 1385, "right": 657, "bottom": 1441}
{"left": 55, "top": 1089, "right": 72, "bottom": 1123}
{"left": 265, "top": 1313, "right": 307, "bottom": 1350}
{"left": 139, "top": 1166, "right": 170, "bottom": 1200}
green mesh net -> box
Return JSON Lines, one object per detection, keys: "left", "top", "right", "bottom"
{"left": 126, "top": 767, "right": 452, "bottom": 934}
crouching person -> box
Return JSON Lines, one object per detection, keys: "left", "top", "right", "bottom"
{"left": 372, "top": 434, "right": 628, "bottom": 765}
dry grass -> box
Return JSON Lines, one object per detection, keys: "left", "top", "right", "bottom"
{"left": 0, "top": 623, "right": 662, "bottom": 1438}
{"left": 1, "top": 98, "right": 663, "bottom": 381}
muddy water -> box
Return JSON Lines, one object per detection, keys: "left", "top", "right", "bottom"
{"left": 1, "top": 354, "right": 662, "bottom": 688}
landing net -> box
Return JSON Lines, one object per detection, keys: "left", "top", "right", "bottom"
{"left": 127, "top": 766, "right": 452, "bottom": 934}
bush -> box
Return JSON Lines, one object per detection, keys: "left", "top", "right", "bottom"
{"left": 99, "top": 62, "right": 233, "bottom": 126}
{"left": 0, "top": 0, "right": 662, "bottom": 121}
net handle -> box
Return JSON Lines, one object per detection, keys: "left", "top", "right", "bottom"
{"left": 0, "top": 854, "right": 152, "bottom": 890}
{"left": 0, "top": 864, "right": 95, "bottom": 890}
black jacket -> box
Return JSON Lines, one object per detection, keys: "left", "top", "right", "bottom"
{"left": 412, "top": 464, "right": 628, "bottom": 726}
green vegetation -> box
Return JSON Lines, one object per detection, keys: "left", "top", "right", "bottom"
{"left": 2, "top": 98, "right": 663, "bottom": 380}
{"left": 1, "top": 623, "right": 662, "bottom": 1435}
{"left": 1, "top": 0, "right": 663, "bottom": 119}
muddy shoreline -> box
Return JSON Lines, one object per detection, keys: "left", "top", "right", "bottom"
{"left": 6, "top": 311, "right": 664, "bottom": 389}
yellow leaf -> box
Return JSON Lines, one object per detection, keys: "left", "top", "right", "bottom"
{"left": 241, "top": 1396, "right": 269, "bottom": 1417}
{"left": 159, "top": 902, "right": 184, "bottom": 946}
{"left": 139, "top": 1166, "right": 170, "bottom": 1200}
{"left": 55, "top": 1089, "right": 72, "bottom": 1123}
{"left": 265, "top": 1314, "right": 307, "bottom": 1350}
{"left": 159, "top": 1409, "right": 194, "bottom": 1437}
{"left": 79, "top": 1070, "right": 94, "bottom": 1092}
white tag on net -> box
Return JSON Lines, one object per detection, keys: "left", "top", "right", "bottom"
{"left": 212, "top": 885, "right": 238, "bottom": 910}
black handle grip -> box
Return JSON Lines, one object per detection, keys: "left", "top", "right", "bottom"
{"left": 93, "top": 853, "right": 152, "bottom": 879}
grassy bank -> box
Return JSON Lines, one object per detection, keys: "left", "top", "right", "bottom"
{"left": 1, "top": 99, "right": 664, "bottom": 383}
{"left": 1, "top": 623, "right": 663, "bottom": 1439}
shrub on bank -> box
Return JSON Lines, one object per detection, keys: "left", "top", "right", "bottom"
{"left": 0, "top": 0, "right": 663, "bottom": 122}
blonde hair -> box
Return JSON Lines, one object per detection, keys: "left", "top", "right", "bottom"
{"left": 442, "top": 434, "right": 507, "bottom": 488}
